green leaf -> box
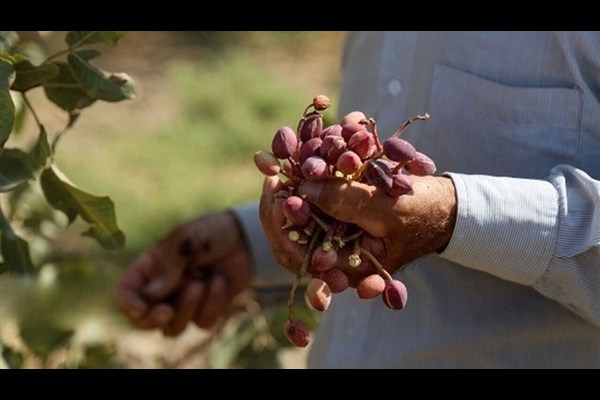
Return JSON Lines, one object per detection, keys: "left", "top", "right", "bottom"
{"left": 26, "top": 125, "right": 51, "bottom": 170}
{"left": 40, "top": 166, "right": 125, "bottom": 250}
{"left": 42, "top": 62, "right": 96, "bottom": 112}
{"left": 236, "top": 345, "right": 282, "bottom": 369}
{"left": 76, "top": 49, "right": 101, "bottom": 61}
{"left": 65, "top": 31, "right": 127, "bottom": 47}
{"left": 11, "top": 58, "right": 59, "bottom": 91}
{"left": 19, "top": 321, "right": 74, "bottom": 357}
{"left": 0, "top": 149, "right": 34, "bottom": 192}
{"left": 208, "top": 318, "right": 257, "bottom": 368}
{"left": 78, "top": 344, "right": 120, "bottom": 369}
{"left": 2, "top": 342, "right": 25, "bottom": 368}
{"left": 0, "top": 206, "right": 35, "bottom": 275}
{"left": 0, "top": 51, "right": 23, "bottom": 64}
{"left": 0, "top": 127, "right": 49, "bottom": 192}
{"left": 0, "top": 56, "right": 15, "bottom": 147}
{"left": 12, "top": 97, "right": 27, "bottom": 134}
{"left": 68, "top": 51, "right": 136, "bottom": 102}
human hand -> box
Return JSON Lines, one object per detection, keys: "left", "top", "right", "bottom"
{"left": 259, "top": 174, "right": 456, "bottom": 285}
{"left": 113, "top": 211, "right": 253, "bottom": 336}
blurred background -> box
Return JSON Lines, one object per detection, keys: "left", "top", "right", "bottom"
{"left": 0, "top": 31, "right": 346, "bottom": 368}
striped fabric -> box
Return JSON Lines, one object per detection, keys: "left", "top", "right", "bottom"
{"left": 233, "top": 31, "right": 600, "bottom": 368}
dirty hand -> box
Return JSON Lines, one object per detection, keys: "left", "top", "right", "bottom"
{"left": 259, "top": 174, "right": 456, "bottom": 285}
{"left": 114, "top": 211, "right": 253, "bottom": 336}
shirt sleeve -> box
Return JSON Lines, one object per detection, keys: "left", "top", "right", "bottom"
{"left": 440, "top": 164, "right": 600, "bottom": 327}
{"left": 230, "top": 202, "right": 295, "bottom": 289}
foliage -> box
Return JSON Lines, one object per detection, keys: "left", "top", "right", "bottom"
{"left": 0, "top": 31, "right": 133, "bottom": 277}
{"left": 0, "top": 31, "right": 344, "bottom": 369}
{"left": 0, "top": 31, "right": 133, "bottom": 367}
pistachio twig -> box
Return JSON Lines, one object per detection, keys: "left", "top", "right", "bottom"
{"left": 360, "top": 247, "right": 393, "bottom": 282}
{"left": 390, "top": 113, "right": 430, "bottom": 139}
{"left": 287, "top": 231, "right": 321, "bottom": 319}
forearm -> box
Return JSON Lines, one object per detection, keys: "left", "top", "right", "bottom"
{"left": 439, "top": 165, "right": 600, "bottom": 327}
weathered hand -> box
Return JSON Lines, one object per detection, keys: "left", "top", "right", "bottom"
{"left": 259, "top": 176, "right": 309, "bottom": 275}
{"left": 114, "top": 211, "right": 253, "bottom": 336}
{"left": 259, "top": 174, "right": 456, "bottom": 286}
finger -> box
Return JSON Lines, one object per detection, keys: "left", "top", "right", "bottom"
{"left": 131, "top": 303, "right": 175, "bottom": 330}
{"left": 194, "top": 274, "right": 228, "bottom": 329}
{"left": 113, "top": 287, "right": 147, "bottom": 320}
{"left": 162, "top": 281, "right": 205, "bottom": 337}
{"left": 298, "top": 177, "right": 374, "bottom": 224}
{"left": 182, "top": 212, "right": 245, "bottom": 270}
{"left": 299, "top": 177, "right": 396, "bottom": 237}
{"left": 259, "top": 176, "right": 306, "bottom": 272}
{"left": 114, "top": 253, "right": 157, "bottom": 318}
{"left": 259, "top": 175, "right": 289, "bottom": 236}
{"left": 141, "top": 249, "right": 186, "bottom": 301}
{"left": 262, "top": 174, "right": 284, "bottom": 196}
{"left": 259, "top": 175, "right": 284, "bottom": 222}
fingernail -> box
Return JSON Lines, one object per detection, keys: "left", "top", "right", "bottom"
{"left": 298, "top": 181, "right": 321, "bottom": 203}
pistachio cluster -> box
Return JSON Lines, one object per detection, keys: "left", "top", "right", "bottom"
{"left": 254, "top": 95, "right": 434, "bottom": 347}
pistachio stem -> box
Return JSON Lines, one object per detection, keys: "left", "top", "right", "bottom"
{"left": 353, "top": 238, "right": 362, "bottom": 255}
{"left": 361, "top": 113, "right": 431, "bottom": 167}
{"left": 360, "top": 247, "right": 393, "bottom": 283}
{"left": 353, "top": 158, "right": 372, "bottom": 181}
{"left": 309, "top": 212, "right": 331, "bottom": 232}
{"left": 367, "top": 118, "right": 383, "bottom": 153}
{"left": 287, "top": 156, "right": 300, "bottom": 169}
{"left": 281, "top": 220, "right": 293, "bottom": 230}
{"left": 391, "top": 162, "right": 404, "bottom": 175}
{"left": 342, "top": 228, "right": 364, "bottom": 243}
{"left": 280, "top": 170, "right": 302, "bottom": 186}
{"left": 390, "top": 113, "right": 430, "bottom": 139}
{"left": 302, "top": 103, "right": 315, "bottom": 117}
{"left": 287, "top": 230, "right": 321, "bottom": 319}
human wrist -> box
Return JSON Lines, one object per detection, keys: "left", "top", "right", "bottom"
{"left": 407, "top": 175, "right": 457, "bottom": 255}
{"left": 433, "top": 175, "right": 457, "bottom": 253}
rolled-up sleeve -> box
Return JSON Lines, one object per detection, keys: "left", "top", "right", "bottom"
{"left": 440, "top": 165, "right": 600, "bottom": 327}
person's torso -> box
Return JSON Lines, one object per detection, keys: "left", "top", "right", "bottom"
{"left": 307, "top": 31, "right": 600, "bottom": 368}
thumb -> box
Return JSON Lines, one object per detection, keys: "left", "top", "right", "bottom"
{"left": 143, "top": 211, "right": 244, "bottom": 300}
{"left": 141, "top": 248, "right": 187, "bottom": 301}
{"left": 298, "top": 177, "right": 374, "bottom": 226}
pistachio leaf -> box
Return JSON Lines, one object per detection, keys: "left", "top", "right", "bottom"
{"left": 40, "top": 166, "right": 125, "bottom": 250}
{"left": 0, "top": 206, "right": 35, "bottom": 275}
{"left": 68, "top": 51, "right": 136, "bottom": 103}
{"left": 0, "top": 149, "right": 33, "bottom": 192}
{"left": 0, "top": 56, "right": 15, "bottom": 146}
{"left": 11, "top": 58, "right": 59, "bottom": 91}
{"left": 65, "top": 31, "right": 126, "bottom": 47}
{"left": 43, "top": 62, "right": 96, "bottom": 112}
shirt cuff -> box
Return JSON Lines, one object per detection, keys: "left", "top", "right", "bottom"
{"left": 230, "top": 202, "right": 295, "bottom": 288}
{"left": 439, "top": 173, "right": 559, "bottom": 286}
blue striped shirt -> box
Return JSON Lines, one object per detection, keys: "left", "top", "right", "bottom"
{"left": 234, "top": 31, "right": 600, "bottom": 368}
